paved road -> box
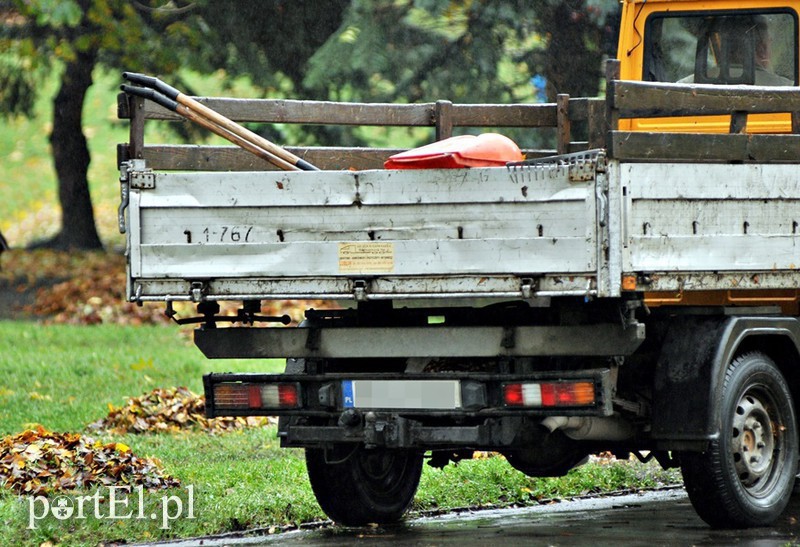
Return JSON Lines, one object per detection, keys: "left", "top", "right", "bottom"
{"left": 154, "top": 488, "right": 800, "bottom": 546}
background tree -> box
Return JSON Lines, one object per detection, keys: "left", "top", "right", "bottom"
{"left": 531, "top": 0, "right": 620, "bottom": 101}
{"left": 1, "top": 0, "right": 203, "bottom": 249}
{"left": 0, "top": 0, "right": 347, "bottom": 249}
{"left": 304, "top": 0, "right": 542, "bottom": 104}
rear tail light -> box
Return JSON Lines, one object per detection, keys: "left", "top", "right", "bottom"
{"left": 503, "top": 381, "right": 595, "bottom": 408}
{"left": 213, "top": 383, "right": 301, "bottom": 410}
{"left": 262, "top": 384, "right": 300, "bottom": 408}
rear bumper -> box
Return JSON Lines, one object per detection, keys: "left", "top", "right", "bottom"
{"left": 203, "top": 369, "right": 613, "bottom": 419}
{"left": 204, "top": 369, "right": 627, "bottom": 449}
{"left": 195, "top": 323, "right": 645, "bottom": 359}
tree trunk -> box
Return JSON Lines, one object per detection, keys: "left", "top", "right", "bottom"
{"left": 539, "top": 2, "right": 605, "bottom": 101}
{"left": 45, "top": 48, "right": 103, "bottom": 250}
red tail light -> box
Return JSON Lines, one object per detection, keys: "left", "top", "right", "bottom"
{"left": 503, "top": 381, "right": 595, "bottom": 408}
{"left": 503, "top": 384, "right": 524, "bottom": 406}
{"left": 278, "top": 384, "right": 299, "bottom": 407}
{"left": 213, "top": 383, "right": 301, "bottom": 410}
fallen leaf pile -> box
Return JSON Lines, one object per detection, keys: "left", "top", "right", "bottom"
{"left": 590, "top": 451, "right": 621, "bottom": 464}
{"left": 89, "top": 387, "right": 275, "bottom": 434}
{"left": 0, "top": 426, "right": 179, "bottom": 496}
{"left": 1, "top": 249, "right": 166, "bottom": 325}
{"left": 1, "top": 249, "right": 334, "bottom": 325}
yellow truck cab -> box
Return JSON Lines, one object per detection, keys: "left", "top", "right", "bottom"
{"left": 619, "top": 0, "right": 798, "bottom": 133}
{"left": 616, "top": 0, "right": 800, "bottom": 313}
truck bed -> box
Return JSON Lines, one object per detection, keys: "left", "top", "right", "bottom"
{"left": 122, "top": 155, "right": 800, "bottom": 304}
{"left": 119, "top": 76, "right": 800, "bottom": 306}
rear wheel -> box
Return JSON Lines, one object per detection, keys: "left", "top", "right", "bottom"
{"left": 681, "top": 351, "right": 798, "bottom": 528}
{"left": 306, "top": 445, "right": 423, "bottom": 526}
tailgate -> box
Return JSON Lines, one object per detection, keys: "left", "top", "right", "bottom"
{"left": 122, "top": 153, "right": 606, "bottom": 302}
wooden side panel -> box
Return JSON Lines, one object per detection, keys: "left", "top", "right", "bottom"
{"left": 117, "top": 92, "right": 606, "bottom": 171}
{"left": 612, "top": 80, "right": 800, "bottom": 118}
{"left": 609, "top": 131, "right": 800, "bottom": 162}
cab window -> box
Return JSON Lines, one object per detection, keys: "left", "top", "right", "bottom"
{"left": 644, "top": 11, "right": 797, "bottom": 86}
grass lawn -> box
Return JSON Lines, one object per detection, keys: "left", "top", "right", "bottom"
{"left": 0, "top": 321, "right": 282, "bottom": 433}
{"left": 0, "top": 321, "right": 682, "bottom": 546}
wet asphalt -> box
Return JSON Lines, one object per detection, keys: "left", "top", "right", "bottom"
{"left": 149, "top": 487, "right": 800, "bottom": 546}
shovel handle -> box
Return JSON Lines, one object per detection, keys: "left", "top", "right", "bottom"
{"left": 176, "top": 104, "right": 297, "bottom": 171}
{"left": 178, "top": 95, "right": 319, "bottom": 171}
{"left": 121, "top": 84, "right": 298, "bottom": 171}
{"left": 120, "top": 84, "right": 178, "bottom": 111}
{"left": 123, "top": 72, "right": 180, "bottom": 101}
{"left": 122, "top": 72, "right": 319, "bottom": 171}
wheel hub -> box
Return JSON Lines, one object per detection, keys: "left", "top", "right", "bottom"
{"left": 731, "top": 392, "right": 776, "bottom": 489}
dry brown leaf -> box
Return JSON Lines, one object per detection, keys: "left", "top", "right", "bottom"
{"left": 1, "top": 249, "right": 334, "bottom": 325}
{"left": 0, "top": 426, "right": 179, "bottom": 496}
{"left": 89, "top": 387, "right": 276, "bottom": 434}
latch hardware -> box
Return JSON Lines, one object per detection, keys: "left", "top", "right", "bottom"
{"left": 353, "top": 279, "right": 368, "bottom": 301}
{"left": 520, "top": 278, "right": 535, "bottom": 299}
{"left": 130, "top": 171, "right": 156, "bottom": 189}
{"left": 190, "top": 281, "right": 206, "bottom": 302}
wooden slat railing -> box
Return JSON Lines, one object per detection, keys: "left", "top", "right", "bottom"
{"left": 118, "top": 92, "right": 605, "bottom": 171}
{"left": 605, "top": 59, "right": 800, "bottom": 162}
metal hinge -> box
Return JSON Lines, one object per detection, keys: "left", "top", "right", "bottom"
{"left": 119, "top": 159, "right": 150, "bottom": 232}
{"left": 130, "top": 170, "right": 156, "bottom": 189}
{"left": 568, "top": 161, "right": 596, "bottom": 182}
{"left": 353, "top": 279, "right": 368, "bottom": 301}
{"left": 520, "top": 278, "right": 534, "bottom": 299}
{"left": 118, "top": 162, "right": 131, "bottom": 234}
{"left": 190, "top": 281, "right": 206, "bottom": 302}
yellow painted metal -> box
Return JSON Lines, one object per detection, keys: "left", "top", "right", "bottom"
{"left": 644, "top": 290, "right": 800, "bottom": 315}
{"left": 617, "top": 0, "right": 800, "bottom": 133}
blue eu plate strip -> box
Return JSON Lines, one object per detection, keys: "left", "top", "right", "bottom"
{"left": 341, "top": 380, "right": 355, "bottom": 408}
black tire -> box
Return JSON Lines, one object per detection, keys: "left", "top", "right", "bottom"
{"left": 505, "top": 424, "right": 587, "bottom": 477}
{"left": 681, "top": 351, "right": 798, "bottom": 528}
{"left": 306, "top": 445, "right": 423, "bottom": 526}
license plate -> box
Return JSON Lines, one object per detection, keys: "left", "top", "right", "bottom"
{"left": 341, "top": 380, "right": 462, "bottom": 410}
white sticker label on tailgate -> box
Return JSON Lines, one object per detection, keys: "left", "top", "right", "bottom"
{"left": 342, "top": 380, "right": 461, "bottom": 410}
{"left": 338, "top": 242, "right": 395, "bottom": 273}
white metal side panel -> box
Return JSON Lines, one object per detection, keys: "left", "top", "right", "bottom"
{"left": 128, "top": 190, "right": 143, "bottom": 278}
{"left": 621, "top": 162, "right": 800, "bottom": 275}
{"left": 139, "top": 203, "right": 589, "bottom": 243}
{"left": 130, "top": 166, "right": 598, "bottom": 285}
{"left": 137, "top": 238, "right": 595, "bottom": 278}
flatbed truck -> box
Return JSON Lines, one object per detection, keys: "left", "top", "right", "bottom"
{"left": 118, "top": 0, "right": 800, "bottom": 528}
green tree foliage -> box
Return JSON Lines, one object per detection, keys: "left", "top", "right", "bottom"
{"left": 301, "top": 0, "right": 617, "bottom": 148}
{"left": 304, "top": 0, "right": 618, "bottom": 104}
{"left": 1, "top": 0, "right": 210, "bottom": 249}
{"left": 304, "top": 0, "right": 543, "bottom": 103}
{"left": 531, "top": 0, "right": 620, "bottom": 100}
{"left": 194, "top": 0, "right": 350, "bottom": 96}
{"left": 0, "top": 0, "right": 347, "bottom": 249}
{"left": 0, "top": 0, "right": 617, "bottom": 247}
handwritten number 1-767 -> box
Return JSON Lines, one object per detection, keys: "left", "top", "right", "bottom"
{"left": 191, "top": 226, "right": 254, "bottom": 243}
